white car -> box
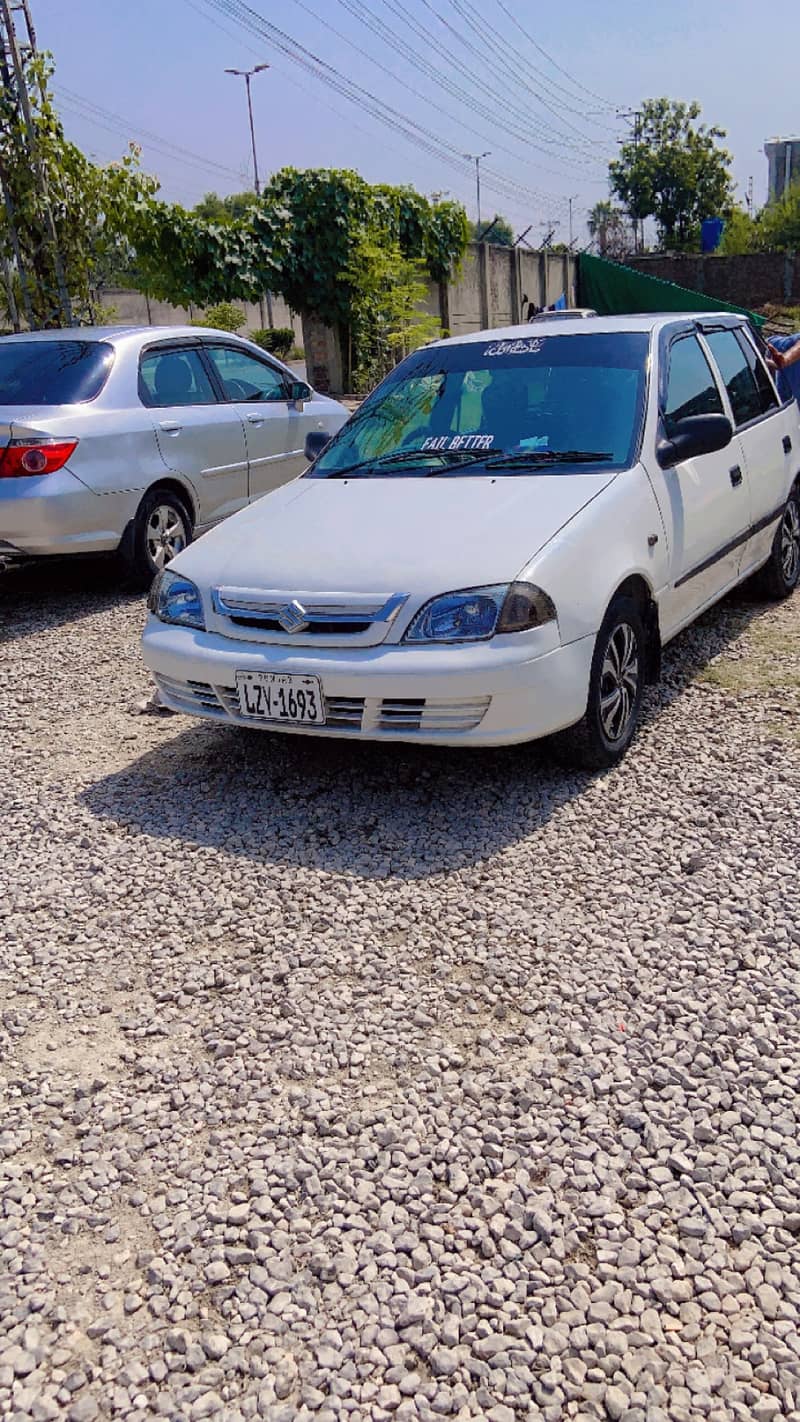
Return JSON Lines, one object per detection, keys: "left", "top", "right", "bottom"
{"left": 141, "top": 314, "right": 800, "bottom": 767}
{"left": 0, "top": 326, "right": 349, "bottom": 582}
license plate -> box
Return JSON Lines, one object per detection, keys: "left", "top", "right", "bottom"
{"left": 235, "top": 672, "right": 325, "bottom": 725}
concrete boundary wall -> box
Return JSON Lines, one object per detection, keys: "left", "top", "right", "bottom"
{"left": 98, "top": 288, "right": 302, "bottom": 339}
{"left": 626, "top": 252, "right": 800, "bottom": 312}
{"left": 98, "top": 244, "right": 577, "bottom": 394}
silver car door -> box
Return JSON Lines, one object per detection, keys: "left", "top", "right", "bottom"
{"left": 202, "top": 343, "right": 297, "bottom": 502}
{"left": 140, "top": 343, "right": 249, "bottom": 526}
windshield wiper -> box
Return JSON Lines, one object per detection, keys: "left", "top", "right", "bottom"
{"left": 322, "top": 448, "right": 503, "bottom": 478}
{"left": 484, "top": 449, "right": 613, "bottom": 469}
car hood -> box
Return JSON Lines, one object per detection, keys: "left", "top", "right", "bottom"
{"left": 175, "top": 471, "right": 619, "bottom": 596}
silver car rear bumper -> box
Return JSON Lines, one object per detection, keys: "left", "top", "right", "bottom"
{"left": 0, "top": 469, "right": 137, "bottom": 557}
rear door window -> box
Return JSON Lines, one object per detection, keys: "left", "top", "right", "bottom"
{"left": 0, "top": 340, "right": 114, "bottom": 404}
{"left": 704, "top": 329, "right": 772, "bottom": 427}
{"left": 139, "top": 348, "right": 217, "bottom": 408}
{"left": 663, "top": 336, "right": 724, "bottom": 435}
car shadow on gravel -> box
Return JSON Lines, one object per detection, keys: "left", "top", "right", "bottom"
{"left": 0, "top": 556, "right": 140, "bottom": 643}
{"left": 80, "top": 586, "right": 779, "bottom": 880}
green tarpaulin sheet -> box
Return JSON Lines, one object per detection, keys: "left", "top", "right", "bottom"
{"left": 578, "top": 252, "right": 765, "bottom": 328}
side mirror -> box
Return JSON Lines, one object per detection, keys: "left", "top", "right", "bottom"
{"left": 288, "top": 380, "right": 311, "bottom": 409}
{"left": 304, "top": 429, "right": 331, "bottom": 462}
{"left": 656, "top": 413, "right": 733, "bottom": 470}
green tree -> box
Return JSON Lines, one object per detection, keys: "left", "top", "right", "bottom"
{"left": 191, "top": 301, "right": 246, "bottom": 332}
{"left": 717, "top": 206, "right": 759, "bottom": 255}
{"left": 587, "top": 200, "right": 629, "bottom": 259}
{"left": 759, "top": 183, "right": 800, "bottom": 252}
{"left": 609, "top": 99, "right": 734, "bottom": 251}
{"left": 0, "top": 52, "right": 159, "bottom": 326}
{"left": 343, "top": 236, "right": 440, "bottom": 392}
{"left": 472, "top": 214, "right": 514, "bottom": 246}
{"left": 192, "top": 190, "right": 259, "bottom": 223}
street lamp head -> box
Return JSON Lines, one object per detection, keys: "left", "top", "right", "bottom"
{"left": 253, "top": 63, "right": 270, "bottom": 73}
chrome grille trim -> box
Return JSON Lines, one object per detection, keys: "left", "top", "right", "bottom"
{"left": 210, "top": 588, "right": 409, "bottom": 645}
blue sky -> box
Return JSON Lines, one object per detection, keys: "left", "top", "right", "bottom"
{"left": 37, "top": 0, "right": 800, "bottom": 243}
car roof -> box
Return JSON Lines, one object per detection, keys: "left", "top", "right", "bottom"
{"left": 0, "top": 325, "right": 259, "bottom": 346}
{"left": 430, "top": 312, "right": 749, "bottom": 346}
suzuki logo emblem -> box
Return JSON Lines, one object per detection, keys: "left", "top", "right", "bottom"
{"left": 277, "top": 599, "right": 309, "bottom": 634}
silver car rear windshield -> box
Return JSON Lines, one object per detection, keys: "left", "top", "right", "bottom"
{"left": 0, "top": 340, "right": 115, "bottom": 404}
{"left": 308, "top": 331, "right": 650, "bottom": 478}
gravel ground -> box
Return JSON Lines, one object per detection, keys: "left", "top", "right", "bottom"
{"left": 1, "top": 559, "right": 799, "bottom": 1422}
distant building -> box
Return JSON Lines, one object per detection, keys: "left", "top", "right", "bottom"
{"left": 765, "top": 137, "right": 800, "bottom": 202}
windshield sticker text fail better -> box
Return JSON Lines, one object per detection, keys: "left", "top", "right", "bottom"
{"left": 422, "top": 434, "right": 495, "bottom": 451}
{"left": 483, "top": 338, "right": 543, "bottom": 356}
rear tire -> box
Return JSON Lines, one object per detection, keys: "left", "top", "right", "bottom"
{"left": 125, "top": 487, "right": 193, "bottom": 590}
{"left": 554, "top": 595, "right": 646, "bottom": 770}
{"left": 753, "top": 487, "right": 800, "bottom": 600}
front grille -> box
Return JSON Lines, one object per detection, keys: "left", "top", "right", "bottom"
{"left": 154, "top": 676, "right": 489, "bottom": 735}
{"left": 210, "top": 589, "right": 409, "bottom": 647}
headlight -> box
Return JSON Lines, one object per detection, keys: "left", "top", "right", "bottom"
{"left": 147, "top": 569, "right": 205, "bottom": 630}
{"left": 404, "top": 582, "right": 556, "bottom": 643}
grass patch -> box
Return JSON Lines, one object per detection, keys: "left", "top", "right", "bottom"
{"left": 696, "top": 621, "right": 800, "bottom": 693}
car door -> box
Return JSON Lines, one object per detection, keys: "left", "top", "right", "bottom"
{"left": 655, "top": 331, "right": 750, "bottom": 636}
{"left": 139, "top": 343, "right": 249, "bottom": 527}
{"left": 701, "top": 324, "right": 793, "bottom": 575}
{"left": 201, "top": 343, "right": 302, "bottom": 502}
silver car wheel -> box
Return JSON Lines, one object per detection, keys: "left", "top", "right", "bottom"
{"left": 781, "top": 499, "right": 800, "bottom": 585}
{"left": 146, "top": 503, "right": 188, "bottom": 570}
{"left": 599, "top": 622, "right": 639, "bottom": 742}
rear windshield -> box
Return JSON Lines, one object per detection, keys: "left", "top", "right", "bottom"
{"left": 309, "top": 331, "right": 650, "bottom": 478}
{"left": 0, "top": 340, "right": 114, "bottom": 404}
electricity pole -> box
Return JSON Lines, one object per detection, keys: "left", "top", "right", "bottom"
{"left": 463, "top": 151, "right": 490, "bottom": 229}
{"left": 616, "top": 108, "right": 643, "bottom": 254}
{"left": 0, "top": 0, "right": 72, "bottom": 327}
{"left": 225, "top": 63, "right": 272, "bottom": 328}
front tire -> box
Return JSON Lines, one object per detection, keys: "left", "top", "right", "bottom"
{"left": 125, "top": 487, "right": 193, "bottom": 590}
{"left": 754, "top": 487, "right": 800, "bottom": 600}
{"left": 555, "top": 595, "right": 646, "bottom": 770}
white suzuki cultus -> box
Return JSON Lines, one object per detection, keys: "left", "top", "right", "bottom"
{"left": 142, "top": 314, "right": 800, "bottom": 768}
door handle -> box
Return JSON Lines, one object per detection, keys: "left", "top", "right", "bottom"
{"left": 729, "top": 465, "right": 743, "bottom": 488}
{"left": 783, "top": 435, "right": 793, "bottom": 454}
{"left": 159, "top": 420, "right": 182, "bottom": 434}
{"left": 246, "top": 414, "right": 265, "bottom": 425}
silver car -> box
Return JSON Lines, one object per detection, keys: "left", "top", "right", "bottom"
{"left": 0, "top": 326, "right": 349, "bottom": 583}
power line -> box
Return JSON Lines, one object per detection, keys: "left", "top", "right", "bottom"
{"left": 424, "top": 0, "right": 617, "bottom": 142}
{"left": 493, "top": 0, "right": 617, "bottom": 113}
{"left": 335, "top": 0, "right": 606, "bottom": 169}
{"left": 282, "top": 0, "right": 604, "bottom": 189}
{"left": 194, "top": 0, "right": 577, "bottom": 211}
{"left": 54, "top": 86, "right": 248, "bottom": 185}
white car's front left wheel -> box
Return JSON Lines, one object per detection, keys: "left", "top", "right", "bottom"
{"left": 556, "top": 594, "right": 646, "bottom": 770}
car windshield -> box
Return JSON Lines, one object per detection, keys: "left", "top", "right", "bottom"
{"left": 308, "top": 331, "right": 650, "bottom": 478}
{"left": 0, "top": 340, "right": 115, "bottom": 405}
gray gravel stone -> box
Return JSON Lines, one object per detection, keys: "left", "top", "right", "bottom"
{"left": 2, "top": 567, "right": 800, "bottom": 1422}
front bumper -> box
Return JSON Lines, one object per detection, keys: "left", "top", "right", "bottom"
{"left": 141, "top": 619, "right": 595, "bottom": 747}
{"left": 0, "top": 470, "right": 136, "bottom": 557}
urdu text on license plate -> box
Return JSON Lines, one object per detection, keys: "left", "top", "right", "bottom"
{"left": 235, "top": 672, "right": 325, "bottom": 725}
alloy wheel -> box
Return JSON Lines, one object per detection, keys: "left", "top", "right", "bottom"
{"left": 146, "top": 504, "right": 188, "bottom": 570}
{"left": 780, "top": 499, "right": 800, "bottom": 586}
{"left": 599, "top": 622, "right": 640, "bottom": 742}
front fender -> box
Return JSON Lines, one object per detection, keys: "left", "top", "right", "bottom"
{"left": 520, "top": 465, "right": 669, "bottom": 646}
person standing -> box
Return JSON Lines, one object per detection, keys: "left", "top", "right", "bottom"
{"left": 767, "top": 335, "right": 800, "bottom": 405}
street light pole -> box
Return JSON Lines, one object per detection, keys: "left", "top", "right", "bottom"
{"left": 225, "top": 63, "right": 272, "bottom": 327}
{"left": 464, "top": 151, "right": 490, "bottom": 229}
{"left": 568, "top": 195, "right": 579, "bottom": 249}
